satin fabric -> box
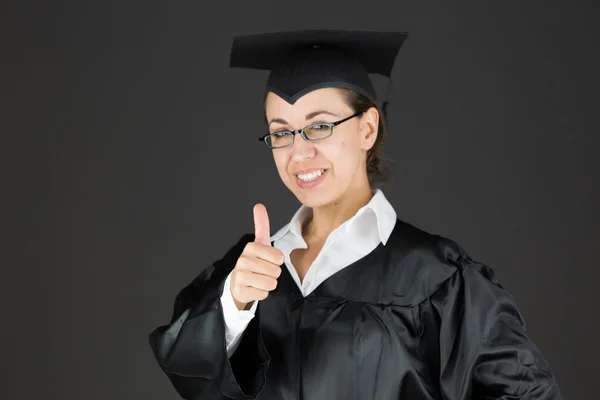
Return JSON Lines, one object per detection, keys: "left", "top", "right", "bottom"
{"left": 149, "top": 219, "right": 562, "bottom": 399}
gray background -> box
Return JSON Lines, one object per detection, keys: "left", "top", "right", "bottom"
{"left": 2, "top": 0, "right": 598, "bottom": 399}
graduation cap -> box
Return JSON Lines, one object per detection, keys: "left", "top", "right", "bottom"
{"left": 229, "top": 30, "right": 409, "bottom": 118}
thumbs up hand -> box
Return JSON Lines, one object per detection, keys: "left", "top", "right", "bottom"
{"left": 230, "top": 204, "right": 284, "bottom": 311}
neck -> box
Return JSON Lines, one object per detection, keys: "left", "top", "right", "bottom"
{"left": 303, "top": 180, "right": 375, "bottom": 242}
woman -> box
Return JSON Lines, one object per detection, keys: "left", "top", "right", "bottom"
{"left": 149, "top": 30, "right": 562, "bottom": 399}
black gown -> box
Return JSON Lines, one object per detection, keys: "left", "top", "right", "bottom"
{"left": 148, "top": 219, "right": 562, "bottom": 399}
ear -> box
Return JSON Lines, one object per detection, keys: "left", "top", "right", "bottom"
{"left": 360, "top": 106, "right": 379, "bottom": 151}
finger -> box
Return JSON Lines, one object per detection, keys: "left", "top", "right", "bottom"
{"left": 244, "top": 243, "right": 285, "bottom": 267}
{"left": 245, "top": 256, "right": 282, "bottom": 279}
{"left": 236, "top": 286, "right": 269, "bottom": 303}
{"left": 236, "top": 254, "right": 282, "bottom": 279}
{"left": 236, "top": 269, "right": 279, "bottom": 291}
{"left": 253, "top": 203, "right": 271, "bottom": 246}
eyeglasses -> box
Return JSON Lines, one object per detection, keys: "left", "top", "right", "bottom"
{"left": 258, "top": 111, "right": 363, "bottom": 149}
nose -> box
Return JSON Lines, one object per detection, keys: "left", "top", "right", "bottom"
{"left": 290, "top": 132, "right": 316, "bottom": 162}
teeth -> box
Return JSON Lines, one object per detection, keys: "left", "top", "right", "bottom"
{"left": 297, "top": 169, "right": 324, "bottom": 182}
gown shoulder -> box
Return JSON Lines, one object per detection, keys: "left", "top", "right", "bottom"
{"left": 380, "top": 218, "right": 500, "bottom": 307}
{"left": 384, "top": 219, "right": 562, "bottom": 399}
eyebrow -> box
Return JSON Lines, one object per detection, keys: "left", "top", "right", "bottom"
{"left": 268, "top": 110, "right": 339, "bottom": 126}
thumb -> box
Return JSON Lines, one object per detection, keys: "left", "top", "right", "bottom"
{"left": 253, "top": 203, "right": 271, "bottom": 246}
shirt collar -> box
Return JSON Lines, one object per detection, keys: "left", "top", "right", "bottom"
{"left": 270, "top": 189, "right": 397, "bottom": 245}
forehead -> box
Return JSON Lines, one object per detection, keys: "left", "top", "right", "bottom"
{"left": 265, "top": 88, "right": 350, "bottom": 118}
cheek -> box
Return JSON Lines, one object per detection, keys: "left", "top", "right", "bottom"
{"left": 272, "top": 151, "right": 289, "bottom": 176}
{"left": 331, "top": 137, "right": 362, "bottom": 169}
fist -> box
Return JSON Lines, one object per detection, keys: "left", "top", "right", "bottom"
{"left": 230, "top": 204, "right": 284, "bottom": 310}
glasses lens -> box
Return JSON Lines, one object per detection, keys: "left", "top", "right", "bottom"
{"left": 305, "top": 124, "right": 332, "bottom": 141}
{"left": 267, "top": 132, "right": 293, "bottom": 148}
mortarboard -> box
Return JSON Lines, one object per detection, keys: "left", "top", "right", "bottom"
{"left": 229, "top": 30, "right": 409, "bottom": 115}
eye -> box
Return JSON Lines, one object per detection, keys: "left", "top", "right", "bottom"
{"left": 271, "top": 131, "right": 290, "bottom": 137}
{"left": 311, "top": 123, "right": 331, "bottom": 131}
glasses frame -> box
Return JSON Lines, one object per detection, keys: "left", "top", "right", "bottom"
{"left": 258, "top": 111, "right": 364, "bottom": 149}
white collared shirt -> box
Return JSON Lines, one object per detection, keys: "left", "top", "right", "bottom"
{"left": 220, "top": 189, "right": 397, "bottom": 356}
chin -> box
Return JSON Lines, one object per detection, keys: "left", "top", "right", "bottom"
{"left": 289, "top": 185, "right": 340, "bottom": 209}
{"left": 282, "top": 172, "right": 350, "bottom": 208}
{"left": 297, "top": 195, "right": 331, "bottom": 208}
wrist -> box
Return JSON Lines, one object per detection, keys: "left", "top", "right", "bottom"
{"left": 233, "top": 298, "right": 248, "bottom": 311}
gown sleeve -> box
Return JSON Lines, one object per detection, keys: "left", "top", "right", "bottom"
{"left": 432, "top": 241, "right": 563, "bottom": 400}
{"left": 148, "top": 233, "right": 271, "bottom": 400}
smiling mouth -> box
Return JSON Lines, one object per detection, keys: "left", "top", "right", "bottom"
{"left": 295, "top": 169, "right": 327, "bottom": 182}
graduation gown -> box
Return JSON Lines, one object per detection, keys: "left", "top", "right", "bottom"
{"left": 148, "top": 219, "right": 562, "bottom": 399}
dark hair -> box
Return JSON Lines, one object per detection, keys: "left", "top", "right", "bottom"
{"left": 339, "top": 89, "right": 392, "bottom": 188}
